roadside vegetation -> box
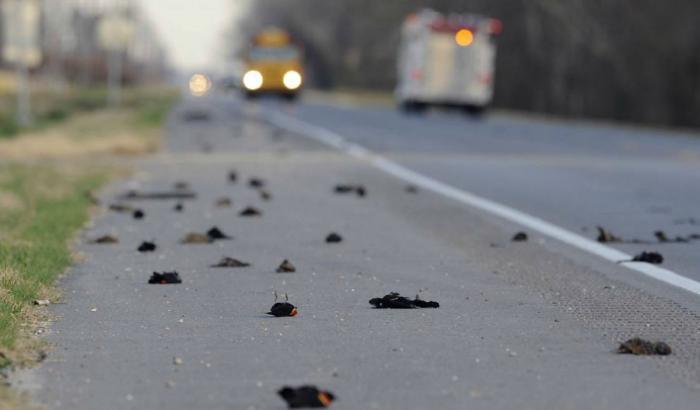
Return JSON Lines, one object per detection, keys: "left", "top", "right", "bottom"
{"left": 0, "top": 82, "right": 177, "bottom": 406}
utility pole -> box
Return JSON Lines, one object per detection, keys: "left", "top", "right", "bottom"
{"left": 2, "top": 0, "right": 41, "bottom": 127}
{"left": 107, "top": 47, "right": 123, "bottom": 106}
{"left": 98, "top": 2, "right": 134, "bottom": 108}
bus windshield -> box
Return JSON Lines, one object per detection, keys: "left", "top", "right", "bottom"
{"left": 249, "top": 46, "right": 300, "bottom": 61}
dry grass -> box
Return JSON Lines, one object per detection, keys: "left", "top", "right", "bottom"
{"left": 0, "top": 87, "right": 176, "bottom": 408}
{"left": 0, "top": 110, "right": 160, "bottom": 160}
{"left": 305, "top": 88, "right": 394, "bottom": 107}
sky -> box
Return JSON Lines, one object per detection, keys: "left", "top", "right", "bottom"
{"left": 138, "top": 0, "right": 243, "bottom": 71}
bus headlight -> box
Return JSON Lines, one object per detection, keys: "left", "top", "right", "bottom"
{"left": 243, "top": 70, "right": 263, "bottom": 91}
{"left": 283, "top": 70, "right": 302, "bottom": 90}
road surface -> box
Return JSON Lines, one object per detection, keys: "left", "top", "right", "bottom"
{"left": 15, "top": 94, "right": 700, "bottom": 409}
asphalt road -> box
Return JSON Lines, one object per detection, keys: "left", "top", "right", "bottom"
{"left": 15, "top": 94, "right": 700, "bottom": 409}
{"left": 261, "top": 97, "right": 700, "bottom": 279}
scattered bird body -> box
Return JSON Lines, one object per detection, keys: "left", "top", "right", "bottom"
{"left": 334, "top": 185, "right": 355, "bottom": 194}
{"left": 268, "top": 292, "right": 297, "bottom": 317}
{"left": 334, "top": 184, "right": 366, "bottom": 198}
{"left": 207, "top": 227, "right": 232, "bottom": 241}
{"left": 325, "top": 233, "right": 343, "bottom": 244}
{"left": 120, "top": 190, "right": 197, "bottom": 201}
{"left": 259, "top": 190, "right": 272, "bottom": 201}
{"left": 216, "top": 197, "right": 233, "bottom": 208}
{"left": 405, "top": 185, "right": 419, "bottom": 194}
{"left": 239, "top": 207, "right": 262, "bottom": 217}
{"left": 89, "top": 235, "right": 119, "bottom": 244}
{"left": 654, "top": 230, "right": 669, "bottom": 243}
{"left": 174, "top": 203, "right": 184, "bottom": 212}
{"left": 108, "top": 203, "right": 134, "bottom": 213}
{"left": 411, "top": 297, "right": 441, "bottom": 308}
{"left": 174, "top": 181, "right": 190, "bottom": 191}
{"left": 276, "top": 260, "right": 296, "bottom": 273}
{"left": 512, "top": 232, "right": 528, "bottom": 242}
{"left": 211, "top": 257, "right": 251, "bottom": 268}
{"left": 181, "top": 233, "right": 213, "bottom": 244}
{"left": 268, "top": 302, "right": 298, "bottom": 317}
{"left": 133, "top": 209, "right": 145, "bottom": 220}
{"left": 597, "top": 226, "right": 622, "bottom": 243}
{"left": 278, "top": 386, "right": 335, "bottom": 408}
{"left": 630, "top": 251, "right": 664, "bottom": 265}
{"left": 228, "top": 171, "right": 238, "bottom": 184}
{"left": 369, "top": 292, "right": 439, "bottom": 309}
{"left": 654, "top": 230, "right": 692, "bottom": 243}
{"left": 618, "top": 338, "right": 672, "bottom": 356}
{"left": 138, "top": 241, "right": 157, "bottom": 253}
{"left": 148, "top": 272, "right": 182, "bottom": 285}
{"left": 248, "top": 178, "right": 265, "bottom": 189}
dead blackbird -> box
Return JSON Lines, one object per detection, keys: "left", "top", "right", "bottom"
{"left": 267, "top": 292, "right": 298, "bottom": 317}
{"left": 276, "top": 260, "right": 296, "bottom": 273}
{"left": 239, "top": 207, "right": 262, "bottom": 217}
{"left": 181, "top": 233, "right": 212, "bottom": 244}
{"left": 216, "top": 197, "right": 232, "bottom": 208}
{"left": 207, "top": 227, "right": 232, "bottom": 240}
{"left": 228, "top": 171, "right": 238, "bottom": 184}
{"left": 334, "top": 184, "right": 366, "bottom": 197}
{"left": 618, "top": 338, "right": 672, "bottom": 356}
{"left": 412, "top": 295, "right": 440, "bottom": 308}
{"left": 369, "top": 292, "right": 439, "bottom": 309}
{"left": 512, "top": 232, "right": 528, "bottom": 242}
{"left": 211, "top": 257, "right": 251, "bottom": 268}
{"left": 109, "top": 203, "right": 134, "bottom": 213}
{"left": 89, "top": 235, "right": 119, "bottom": 244}
{"left": 334, "top": 185, "right": 355, "bottom": 194}
{"left": 405, "top": 185, "right": 419, "bottom": 194}
{"left": 174, "top": 203, "right": 184, "bottom": 212}
{"left": 278, "top": 386, "right": 335, "bottom": 408}
{"left": 631, "top": 251, "right": 664, "bottom": 265}
{"left": 138, "top": 241, "right": 157, "bottom": 253}
{"left": 148, "top": 272, "right": 182, "bottom": 284}
{"left": 597, "top": 226, "right": 622, "bottom": 243}
{"left": 259, "top": 190, "right": 272, "bottom": 201}
{"left": 174, "top": 181, "right": 190, "bottom": 191}
{"left": 325, "top": 233, "right": 343, "bottom": 243}
{"left": 133, "top": 209, "right": 145, "bottom": 220}
{"left": 268, "top": 302, "right": 298, "bottom": 317}
{"left": 249, "top": 178, "right": 265, "bottom": 189}
{"left": 654, "top": 231, "right": 669, "bottom": 243}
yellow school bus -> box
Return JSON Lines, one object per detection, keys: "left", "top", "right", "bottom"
{"left": 242, "top": 28, "right": 304, "bottom": 100}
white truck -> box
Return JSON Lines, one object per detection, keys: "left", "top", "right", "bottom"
{"left": 396, "top": 9, "right": 502, "bottom": 114}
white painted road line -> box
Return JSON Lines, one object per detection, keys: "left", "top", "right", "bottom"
{"left": 267, "top": 110, "right": 700, "bottom": 297}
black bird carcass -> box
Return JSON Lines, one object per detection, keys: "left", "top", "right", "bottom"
{"left": 278, "top": 385, "right": 335, "bottom": 408}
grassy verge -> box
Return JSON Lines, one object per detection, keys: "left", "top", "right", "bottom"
{"left": 304, "top": 88, "right": 394, "bottom": 108}
{"left": 0, "top": 80, "right": 178, "bottom": 140}
{"left": 0, "top": 85, "right": 177, "bottom": 408}
{"left": 0, "top": 164, "right": 109, "bottom": 350}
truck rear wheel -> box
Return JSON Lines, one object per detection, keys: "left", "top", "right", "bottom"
{"left": 399, "top": 101, "right": 428, "bottom": 115}
{"left": 462, "top": 104, "right": 486, "bottom": 118}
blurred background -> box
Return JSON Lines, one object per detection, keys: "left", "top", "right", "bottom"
{"left": 0, "top": 0, "right": 699, "bottom": 134}
{"left": 230, "top": 0, "right": 700, "bottom": 127}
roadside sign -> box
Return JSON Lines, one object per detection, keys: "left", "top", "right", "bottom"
{"left": 1, "top": 0, "right": 42, "bottom": 67}
{"left": 99, "top": 14, "right": 135, "bottom": 107}
{"left": 98, "top": 15, "right": 135, "bottom": 51}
